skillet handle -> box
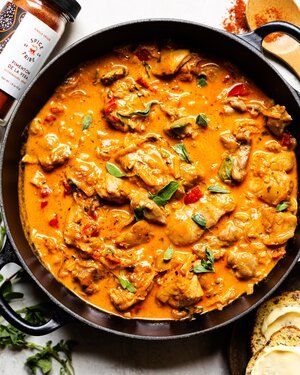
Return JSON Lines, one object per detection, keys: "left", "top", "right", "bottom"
{"left": 0, "top": 238, "right": 70, "bottom": 336}
{"left": 240, "top": 21, "right": 300, "bottom": 50}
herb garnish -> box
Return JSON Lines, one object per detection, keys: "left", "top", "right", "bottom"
{"left": 196, "top": 113, "right": 209, "bottom": 128}
{"left": 207, "top": 185, "right": 229, "bottom": 194}
{"left": 118, "top": 273, "right": 136, "bottom": 293}
{"left": 192, "top": 213, "right": 206, "bottom": 229}
{"left": 106, "top": 162, "right": 126, "bottom": 178}
{"left": 150, "top": 181, "right": 179, "bottom": 206}
{"left": 192, "top": 248, "right": 215, "bottom": 274}
{"left": 197, "top": 74, "right": 207, "bottom": 87}
{"left": 82, "top": 114, "right": 93, "bottom": 130}
{"left": 118, "top": 100, "right": 158, "bottom": 118}
{"left": 134, "top": 207, "right": 145, "bottom": 221}
{"left": 163, "top": 246, "right": 174, "bottom": 262}
{"left": 276, "top": 201, "right": 290, "bottom": 212}
{"left": 172, "top": 143, "right": 192, "bottom": 163}
{"left": 218, "top": 156, "right": 233, "bottom": 183}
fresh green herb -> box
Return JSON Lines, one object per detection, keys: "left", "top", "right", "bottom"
{"left": 26, "top": 340, "right": 76, "bottom": 375}
{"left": 106, "top": 162, "right": 126, "bottom": 178}
{"left": 118, "top": 273, "right": 136, "bottom": 293}
{"left": 192, "top": 213, "right": 206, "bottom": 229}
{"left": 0, "top": 274, "right": 3, "bottom": 283}
{"left": 218, "top": 156, "right": 233, "bottom": 183}
{"left": 134, "top": 207, "right": 145, "bottom": 221}
{"left": 192, "top": 248, "right": 215, "bottom": 274}
{"left": 0, "top": 225, "right": 6, "bottom": 249}
{"left": 276, "top": 201, "right": 290, "bottom": 212}
{"left": 163, "top": 246, "right": 174, "bottom": 262}
{"left": 82, "top": 114, "right": 93, "bottom": 130}
{"left": 118, "top": 100, "right": 158, "bottom": 118}
{"left": 207, "top": 185, "right": 229, "bottom": 194}
{"left": 150, "top": 181, "right": 179, "bottom": 206}
{"left": 172, "top": 143, "right": 192, "bottom": 163}
{"left": 0, "top": 324, "right": 28, "bottom": 350}
{"left": 18, "top": 304, "right": 48, "bottom": 325}
{"left": 197, "top": 75, "right": 207, "bottom": 87}
{"left": 196, "top": 113, "right": 209, "bottom": 128}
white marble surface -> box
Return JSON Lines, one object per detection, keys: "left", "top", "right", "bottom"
{"left": 0, "top": 0, "right": 299, "bottom": 374}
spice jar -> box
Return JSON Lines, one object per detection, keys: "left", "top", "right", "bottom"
{"left": 0, "top": 0, "right": 81, "bottom": 122}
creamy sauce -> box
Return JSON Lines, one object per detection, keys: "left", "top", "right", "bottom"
{"left": 19, "top": 44, "right": 298, "bottom": 319}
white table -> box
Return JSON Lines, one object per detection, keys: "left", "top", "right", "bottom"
{"left": 0, "top": 0, "right": 299, "bottom": 374}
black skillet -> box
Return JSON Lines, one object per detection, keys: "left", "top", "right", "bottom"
{"left": 0, "top": 20, "right": 299, "bottom": 339}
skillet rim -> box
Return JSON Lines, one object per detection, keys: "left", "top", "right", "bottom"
{"left": 1, "top": 18, "right": 299, "bottom": 340}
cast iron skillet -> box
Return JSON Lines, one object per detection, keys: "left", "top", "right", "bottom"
{"left": 0, "top": 20, "right": 299, "bottom": 339}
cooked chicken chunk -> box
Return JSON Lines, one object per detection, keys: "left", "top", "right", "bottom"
{"left": 231, "top": 145, "right": 251, "bottom": 183}
{"left": 96, "top": 174, "right": 131, "bottom": 204}
{"left": 115, "top": 221, "right": 153, "bottom": 249}
{"left": 227, "top": 251, "right": 258, "bottom": 280}
{"left": 152, "top": 49, "right": 190, "bottom": 77}
{"left": 100, "top": 65, "right": 128, "bottom": 86}
{"left": 252, "top": 151, "right": 294, "bottom": 176}
{"left": 130, "top": 191, "right": 166, "bottom": 225}
{"left": 179, "top": 162, "right": 205, "bottom": 189}
{"left": 263, "top": 105, "right": 292, "bottom": 136}
{"left": 177, "top": 53, "right": 202, "bottom": 81}
{"left": 66, "top": 156, "right": 103, "bottom": 197}
{"left": 262, "top": 207, "right": 297, "bottom": 246}
{"left": 39, "top": 143, "right": 71, "bottom": 171}
{"left": 30, "top": 170, "right": 47, "bottom": 188}
{"left": 227, "top": 97, "right": 247, "bottom": 112}
{"left": 109, "top": 261, "right": 156, "bottom": 311}
{"left": 167, "top": 194, "right": 236, "bottom": 246}
{"left": 157, "top": 271, "right": 203, "bottom": 308}
{"left": 220, "top": 131, "right": 239, "bottom": 151}
{"left": 217, "top": 221, "right": 243, "bottom": 245}
{"left": 164, "top": 117, "right": 194, "bottom": 139}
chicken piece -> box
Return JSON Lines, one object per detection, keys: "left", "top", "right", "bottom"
{"left": 179, "top": 162, "right": 205, "bottom": 189}
{"left": 269, "top": 152, "right": 294, "bottom": 173}
{"left": 60, "top": 258, "right": 106, "bottom": 295}
{"left": 30, "top": 170, "right": 47, "bottom": 188}
{"left": 152, "top": 49, "right": 190, "bottom": 77}
{"left": 63, "top": 194, "right": 103, "bottom": 254}
{"left": 100, "top": 65, "right": 128, "bottom": 86}
{"left": 156, "top": 271, "right": 203, "bottom": 308}
{"left": 231, "top": 144, "right": 251, "bottom": 183}
{"left": 193, "top": 239, "right": 226, "bottom": 261}
{"left": 66, "top": 156, "right": 103, "bottom": 197}
{"left": 227, "top": 97, "right": 247, "bottom": 112}
{"left": 117, "top": 141, "right": 177, "bottom": 190}
{"left": 155, "top": 251, "right": 195, "bottom": 273}
{"left": 177, "top": 53, "right": 203, "bottom": 81}
{"left": 263, "top": 104, "right": 292, "bottom": 136}
{"left": 233, "top": 119, "right": 260, "bottom": 142}
{"left": 252, "top": 151, "right": 295, "bottom": 177}
{"left": 217, "top": 221, "right": 243, "bottom": 245}
{"left": 262, "top": 207, "right": 297, "bottom": 246}
{"left": 227, "top": 251, "right": 258, "bottom": 280}
{"left": 250, "top": 171, "right": 293, "bottom": 206}
{"left": 109, "top": 261, "right": 156, "bottom": 311}
{"left": 96, "top": 174, "right": 131, "bottom": 204}
{"left": 39, "top": 143, "right": 71, "bottom": 171}
{"left": 130, "top": 191, "right": 166, "bottom": 225}
{"left": 115, "top": 221, "right": 153, "bottom": 249}
{"left": 167, "top": 194, "right": 236, "bottom": 246}
{"left": 164, "top": 117, "right": 194, "bottom": 139}
{"left": 220, "top": 131, "right": 239, "bottom": 151}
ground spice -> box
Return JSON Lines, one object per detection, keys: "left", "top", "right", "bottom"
{"left": 223, "top": 0, "right": 248, "bottom": 34}
{"left": 254, "top": 7, "right": 283, "bottom": 42}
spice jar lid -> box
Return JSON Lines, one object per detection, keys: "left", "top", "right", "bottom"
{"left": 48, "top": 0, "right": 81, "bottom": 22}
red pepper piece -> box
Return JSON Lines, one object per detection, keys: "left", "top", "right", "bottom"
{"left": 106, "top": 253, "right": 121, "bottom": 265}
{"left": 44, "top": 114, "right": 57, "bottom": 123}
{"left": 135, "top": 48, "right": 151, "bottom": 61}
{"left": 136, "top": 77, "right": 150, "bottom": 89}
{"left": 227, "top": 83, "right": 250, "bottom": 97}
{"left": 40, "top": 186, "right": 51, "bottom": 198}
{"left": 40, "top": 201, "right": 48, "bottom": 209}
{"left": 184, "top": 186, "right": 203, "bottom": 205}
{"left": 62, "top": 181, "right": 73, "bottom": 196}
{"left": 49, "top": 215, "right": 59, "bottom": 229}
{"left": 83, "top": 224, "right": 99, "bottom": 237}
{"left": 280, "top": 132, "right": 294, "bottom": 148}
{"left": 50, "top": 106, "right": 64, "bottom": 114}
{"left": 103, "top": 98, "right": 117, "bottom": 116}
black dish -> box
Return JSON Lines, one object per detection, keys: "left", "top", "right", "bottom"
{"left": 0, "top": 19, "right": 299, "bottom": 339}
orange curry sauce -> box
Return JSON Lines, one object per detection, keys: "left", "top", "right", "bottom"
{"left": 19, "top": 44, "right": 298, "bottom": 320}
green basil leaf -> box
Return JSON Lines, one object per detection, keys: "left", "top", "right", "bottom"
{"left": 118, "top": 100, "right": 158, "bottom": 118}
{"left": 196, "top": 113, "right": 209, "bottom": 127}
{"left": 207, "top": 185, "right": 229, "bottom": 194}
{"left": 192, "top": 213, "right": 206, "bottom": 229}
{"left": 198, "top": 76, "right": 207, "bottom": 87}
{"left": 218, "top": 156, "right": 233, "bottom": 183}
{"left": 134, "top": 207, "right": 145, "bottom": 221}
{"left": 150, "top": 181, "right": 179, "bottom": 206}
{"left": 0, "top": 226, "right": 6, "bottom": 249}
{"left": 106, "top": 162, "right": 126, "bottom": 178}
{"left": 163, "top": 246, "right": 174, "bottom": 262}
{"left": 4, "top": 292, "right": 24, "bottom": 302}
{"left": 118, "top": 273, "right": 136, "bottom": 293}
{"left": 276, "top": 201, "right": 289, "bottom": 212}
{"left": 193, "top": 248, "right": 215, "bottom": 274}
{"left": 172, "top": 143, "right": 192, "bottom": 163}
{"left": 82, "top": 114, "right": 93, "bottom": 130}
{"left": 0, "top": 274, "right": 3, "bottom": 283}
